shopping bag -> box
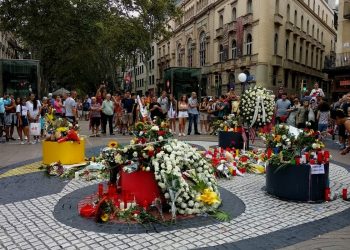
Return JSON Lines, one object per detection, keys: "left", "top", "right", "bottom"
{"left": 30, "top": 122, "right": 41, "bottom": 136}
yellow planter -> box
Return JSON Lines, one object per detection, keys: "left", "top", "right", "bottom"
{"left": 42, "top": 139, "right": 85, "bottom": 165}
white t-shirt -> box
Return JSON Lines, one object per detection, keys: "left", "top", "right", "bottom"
{"left": 16, "top": 104, "right": 29, "bottom": 117}
{"left": 64, "top": 97, "right": 76, "bottom": 117}
{"left": 26, "top": 100, "right": 41, "bottom": 118}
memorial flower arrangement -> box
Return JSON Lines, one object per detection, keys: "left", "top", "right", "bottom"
{"left": 239, "top": 86, "right": 275, "bottom": 127}
{"left": 44, "top": 111, "right": 80, "bottom": 142}
{"left": 211, "top": 114, "right": 242, "bottom": 135}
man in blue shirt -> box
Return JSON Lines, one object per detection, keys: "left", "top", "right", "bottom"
{"left": 187, "top": 92, "right": 201, "bottom": 135}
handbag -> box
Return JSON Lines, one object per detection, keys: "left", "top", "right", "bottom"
{"left": 30, "top": 122, "right": 41, "bottom": 136}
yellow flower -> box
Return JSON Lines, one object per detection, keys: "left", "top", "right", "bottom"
{"left": 274, "top": 135, "right": 281, "bottom": 142}
{"left": 56, "top": 127, "right": 68, "bottom": 132}
{"left": 197, "top": 188, "right": 220, "bottom": 205}
{"left": 101, "top": 213, "right": 109, "bottom": 222}
{"left": 108, "top": 140, "right": 119, "bottom": 148}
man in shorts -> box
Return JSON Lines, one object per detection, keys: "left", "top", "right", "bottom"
{"left": 64, "top": 91, "right": 77, "bottom": 124}
{"left": 121, "top": 91, "right": 134, "bottom": 135}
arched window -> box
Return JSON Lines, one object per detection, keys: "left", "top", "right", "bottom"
{"left": 316, "top": 53, "right": 319, "bottom": 69}
{"left": 321, "top": 32, "right": 323, "bottom": 43}
{"left": 308, "top": 0, "right": 310, "bottom": 6}
{"left": 312, "top": 24, "right": 315, "bottom": 37}
{"left": 219, "top": 44, "right": 224, "bottom": 62}
{"left": 306, "top": 48, "right": 309, "bottom": 66}
{"left": 274, "top": 33, "right": 278, "bottom": 55}
{"left": 232, "top": 40, "right": 237, "bottom": 59}
{"left": 293, "top": 43, "right": 296, "bottom": 60}
{"left": 247, "top": 0, "right": 253, "bottom": 13}
{"left": 232, "top": 8, "right": 237, "bottom": 21}
{"left": 313, "top": 0, "right": 315, "bottom": 11}
{"left": 286, "top": 39, "right": 289, "bottom": 59}
{"left": 219, "top": 14, "right": 223, "bottom": 28}
{"left": 301, "top": 15, "right": 304, "bottom": 31}
{"left": 246, "top": 33, "right": 253, "bottom": 55}
{"left": 311, "top": 51, "right": 314, "bottom": 68}
{"left": 331, "top": 40, "right": 333, "bottom": 51}
{"left": 187, "top": 39, "right": 193, "bottom": 67}
{"left": 199, "top": 32, "right": 206, "bottom": 66}
{"left": 275, "top": 0, "right": 279, "bottom": 14}
{"left": 316, "top": 28, "right": 319, "bottom": 40}
{"left": 299, "top": 45, "right": 303, "bottom": 63}
{"left": 177, "top": 44, "right": 183, "bottom": 66}
{"left": 322, "top": 10, "right": 324, "bottom": 20}
{"left": 294, "top": 10, "right": 298, "bottom": 26}
{"left": 317, "top": 5, "right": 320, "bottom": 16}
{"left": 287, "top": 4, "right": 291, "bottom": 21}
{"left": 307, "top": 20, "right": 310, "bottom": 34}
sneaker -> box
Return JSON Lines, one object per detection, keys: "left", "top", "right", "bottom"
{"left": 195, "top": 132, "right": 201, "bottom": 135}
{"left": 89, "top": 134, "right": 96, "bottom": 138}
{"left": 24, "top": 136, "right": 28, "bottom": 140}
{"left": 178, "top": 133, "right": 182, "bottom": 137}
{"left": 10, "top": 137, "right": 16, "bottom": 141}
{"left": 20, "top": 141, "right": 25, "bottom": 145}
{"left": 31, "top": 141, "right": 36, "bottom": 145}
{"left": 183, "top": 133, "right": 186, "bottom": 137}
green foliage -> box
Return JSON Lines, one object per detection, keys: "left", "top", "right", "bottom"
{"left": 211, "top": 210, "right": 231, "bottom": 222}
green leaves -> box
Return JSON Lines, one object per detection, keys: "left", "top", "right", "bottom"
{"left": 211, "top": 210, "right": 231, "bottom": 222}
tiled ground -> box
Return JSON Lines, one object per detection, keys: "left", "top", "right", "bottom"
{"left": 0, "top": 162, "right": 349, "bottom": 249}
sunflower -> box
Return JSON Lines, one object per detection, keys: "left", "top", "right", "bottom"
{"left": 100, "top": 213, "right": 109, "bottom": 222}
{"left": 135, "top": 122, "right": 145, "bottom": 131}
{"left": 108, "top": 140, "right": 119, "bottom": 148}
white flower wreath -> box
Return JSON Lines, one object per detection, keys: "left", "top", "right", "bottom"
{"left": 239, "top": 86, "right": 275, "bottom": 127}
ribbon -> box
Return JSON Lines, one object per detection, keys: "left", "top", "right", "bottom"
{"left": 250, "top": 95, "right": 266, "bottom": 128}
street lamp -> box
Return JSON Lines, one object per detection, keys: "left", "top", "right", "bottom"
{"left": 238, "top": 73, "right": 247, "bottom": 93}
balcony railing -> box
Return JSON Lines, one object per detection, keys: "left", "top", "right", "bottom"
{"left": 243, "top": 13, "right": 253, "bottom": 26}
{"left": 228, "top": 20, "right": 237, "bottom": 33}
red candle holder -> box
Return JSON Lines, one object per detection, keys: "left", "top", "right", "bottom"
{"left": 309, "top": 159, "right": 316, "bottom": 165}
{"left": 295, "top": 156, "right": 301, "bottom": 165}
{"left": 324, "top": 151, "right": 330, "bottom": 162}
{"left": 232, "top": 169, "right": 237, "bottom": 176}
{"left": 343, "top": 188, "right": 348, "bottom": 200}
{"left": 267, "top": 148, "right": 272, "bottom": 159}
{"left": 325, "top": 188, "right": 331, "bottom": 201}
{"left": 305, "top": 152, "right": 310, "bottom": 161}
{"left": 317, "top": 152, "right": 323, "bottom": 164}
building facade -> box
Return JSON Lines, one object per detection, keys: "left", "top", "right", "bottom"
{"left": 157, "top": 0, "right": 336, "bottom": 97}
{"left": 324, "top": 0, "right": 350, "bottom": 99}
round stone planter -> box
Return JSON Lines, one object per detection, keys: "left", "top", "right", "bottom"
{"left": 266, "top": 163, "right": 329, "bottom": 202}
{"left": 42, "top": 139, "right": 85, "bottom": 165}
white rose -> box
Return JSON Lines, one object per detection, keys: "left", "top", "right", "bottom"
{"left": 151, "top": 126, "right": 159, "bottom": 131}
{"left": 181, "top": 203, "right": 187, "bottom": 209}
{"left": 133, "top": 152, "right": 138, "bottom": 158}
{"left": 164, "top": 193, "right": 170, "bottom": 199}
{"left": 158, "top": 136, "right": 164, "bottom": 141}
{"left": 145, "top": 167, "right": 150, "bottom": 171}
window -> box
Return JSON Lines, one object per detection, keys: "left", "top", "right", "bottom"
{"left": 187, "top": 39, "right": 193, "bottom": 67}
{"left": 177, "top": 44, "right": 183, "bottom": 66}
{"left": 306, "top": 49, "right": 309, "bottom": 66}
{"left": 272, "top": 67, "right": 278, "bottom": 86}
{"left": 294, "top": 10, "right": 298, "bottom": 26}
{"left": 219, "top": 14, "right": 224, "bottom": 28}
{"left": 326, "top": 14, "right": 328, "bottom": 24}
{"left": 247, "top": 0, "right": 253, "bottom": 13}
{"left": 320, "top": 52, "right": 323, "bottom": 69}
{"left": 311, "top": 51, "right": 314, "bottom": 68}
{"left": 232, "top": 40, "right": 237, "bottom": 59}
{"left": 219, "top": 44, "right": 224, "bottom": 62}
{"left": 232, "top": 8, "right": 237, "bottom": 21}
{"left": 322, "top": 10, "right": 324, "bottom": 20}
{"left": 151, "top": 46, "right": 154, "bottom": 56}
{"left": 301, "top": 15, "right": 304, "bottom": 31}
{"left": 307, "top": 20, "right": 310, "bottom": 34}
{"left": 293, "top": 43, "right": 296, "bottom": 61}
{"left": 317, "top": 5, "right": 320, "bottom": 16}
{"left": 299, "top": 45, "right": 303, "bottom": 63}
{"left": 274, "top": 33, "right": 278, "bottom": 55}
{"left": 313, "top": 0, "right": 315, "bottom": 11}
{"left": 275, "top": 0, "right": 279, "bottom": 14}
{"left": 286, "top": 39, "right": 289, "bottom": 59}
{"left": 331, "top": 40, "right": 333, "bottom": 51}
{"left": 316, "top": 28, "right": 319, "bottom": 40}
{"left": 321, "top": 32, "right": 323, "bottom": 43}
{"left": 308, "top": 0, "right": 310, "bottom": 6}
{"left": 312, "top": 24, "right": 315, "bottom": 37}
{"left": 316, "top": 53, "right": 319, "bottom": 69}
{"left": 158, "top": 48, "right": 161, "bottom": 57}
{"left": 199, "top": 32, "right": 206, "bottom": 66}
{"left": 246, "top": 33, "right": 253, "bottom": 55}
{"left": 287, "top": 4, "right": 290, "bottom": 21}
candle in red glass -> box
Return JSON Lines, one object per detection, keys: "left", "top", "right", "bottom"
{"left": 343, "top": 188, "right": 348, "bottom": 200}
{"left": 325, "top": 188, "right": 331, "bottom": 201}
{"left": 305, "top": 152, "right": 310, "bottom": 161}
{"left": 232, "top": 169, "right": 237, "bottom": 176}
{"left": 295, "top": 157, "right": 301, "bottom": 165}
{"left": 98, "top": 183, "right": 103, "bottom": 197}
{"left": 267, "top": 148, "right": 272, "bottom": 159}
{"left": 143, "top": 200, "right": 148, "bottom": 210}
{"left": 324, "top": 151, "right": 330, "bottom": 162}
{"left": 309, "top": 159, "right": 315, "bottom": 165}
{"left": 317, "top": 152, "right": 323, "bottom": 164}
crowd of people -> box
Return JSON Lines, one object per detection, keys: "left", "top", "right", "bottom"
{"left": 0, "top": 81, "right": 349, "bottom": 155}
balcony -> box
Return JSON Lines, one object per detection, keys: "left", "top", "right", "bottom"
{"left": 283, "top": 59, "right": 293, "bottom": 69}
{"left": 300, "top": 31, "right": 306, "bottom": 41}
{"left": 165, "top": 54, "right": 171, "bottom": 61}
{"left": 293, "top": 26, "right": 301, "bottom": 37}
{"left": 216, "top": 27, "right": 223, "bottom": 39}
{"left": 274, "top": 13, "right": 283, "bottom": 26}
{"left": 243, "top": 13, "right": 253, "bottom": 26}
{"left": 271, "top": 55, "right": 283, "bottom": 66}
{"left": 285, "top": 21, "right": 293, "bottom": 32}
{"left": 306, "top": 34, "right": 312, "bottom": 44}
{"left": 228, "top": 20, "right": 237, "bottom": 33}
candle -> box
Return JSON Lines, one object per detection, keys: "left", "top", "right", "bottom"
{"left": 305, "top": 152, "right": 310, "bottom": 161}
{"left": 232, "top": 169, "right": 237, "bottom": 176}
{"left": 74, "top": 171, "right": 80, "bottom": 179}
{"left": 317, "top": 152, "right": 323, "bottom": 164}
{"left": 325, "top": 188, "right": 331, "bottom": 201}
{"left": 343, "top": 188, "right": 348, "bottom": 200}
{"left": 295, "top": 156, "right": 301, "bottom": 165}
{"left": 324, "top": 151, "right": 330, "bottom": 162}
{"left": 119, "top": 201, "right": 125, "bottom": 209}
{"left": 98, "top": 183, "right": 103, "bottom": 197}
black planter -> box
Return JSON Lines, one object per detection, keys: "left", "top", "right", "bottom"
{"left": 218, "top": 131, "right": 244, "bottom": 149}
{"left": 266, "top": 163, "right": 329, "bottom": 202}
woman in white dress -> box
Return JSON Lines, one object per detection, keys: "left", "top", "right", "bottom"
{"left": 167, "top": 94, "right": 177, "bottom": 134}
{"left": 26, "top": 93, "right": 42, "bottom": 144}
{"left": 177, "top": 95, "right": 188, "bottom": 136}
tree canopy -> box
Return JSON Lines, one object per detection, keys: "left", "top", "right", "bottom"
{"left": 0, "top": 0, "right": 180, "bottom": 94}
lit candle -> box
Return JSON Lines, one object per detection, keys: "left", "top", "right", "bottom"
{"left": 119, "top": 201, "right": 125, "bottom": 209}
{"left": 325, "top": 188, "right": 331, "bottom": 201}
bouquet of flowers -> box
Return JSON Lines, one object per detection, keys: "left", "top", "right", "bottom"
{"left": 260, "top": 124, "right": 295, "bottom": 151}
{"left": 239, "top": 86, "right": 275, "bottom": 127}
{"left": 45, "top": 112, "right": 80, "bottom": 142}
{"left": 211, "top": 114, "right": 242, "bottom": 135}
